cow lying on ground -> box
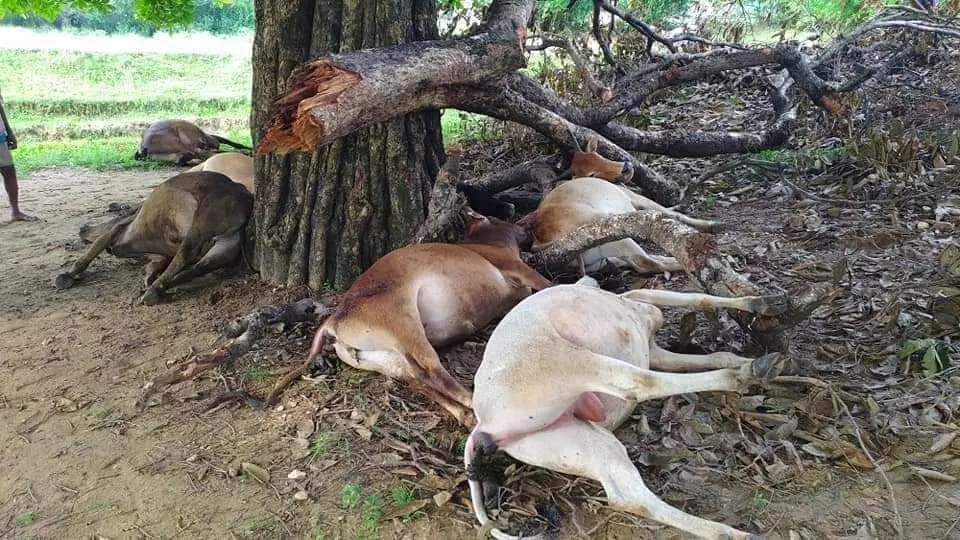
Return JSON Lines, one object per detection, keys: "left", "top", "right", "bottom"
{"left": 531, "top": 176, "right": 723, "bottom": 275}
{"left": 54, "top": 171, "right": 253, "bottom": 305}
{"left": 134, "top": 120, "right": 251, "bottom": 166}
{"left": 292, "top": 214, "right": 552, "bottom": 425}
{"left": 464, "top": 277, "right": 786, "bottom": 540}
{"left": 187, "top": 152, "right": 255, "bottom": 194}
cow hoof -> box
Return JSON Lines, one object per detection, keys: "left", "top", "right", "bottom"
{"left": 749, "top": 352, "right": 785, "bottom": 381}
{"left": 748, "top": 294, "right": 789, "bottom": 317}
{"left": 53, "top": 273, "right": 76, "bottom": 290}
{"left": 138, "top": 288, "right": 161, "bottom": 306}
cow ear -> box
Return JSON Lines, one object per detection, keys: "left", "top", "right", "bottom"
{"left": 585, "top": 137, "right": 598, "bottom": 153}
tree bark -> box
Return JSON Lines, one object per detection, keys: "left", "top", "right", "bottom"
{"left": 252, "top": 0, "right": 444, "bottom": 290}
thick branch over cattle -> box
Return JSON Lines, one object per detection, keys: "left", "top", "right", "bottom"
{"left": 257, "top": 36, "right": 528, "bottom": 153}
{"left": 601, "top": 81, "right": 796, "bottom": 157}
{"left": 525, "top": 211, "right": 715, "bottom": 271}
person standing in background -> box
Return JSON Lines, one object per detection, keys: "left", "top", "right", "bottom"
{"left": 0, "top": 88, "right": 37, "bottom": 221}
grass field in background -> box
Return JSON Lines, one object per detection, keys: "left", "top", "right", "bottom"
{"left": 0, "top": 42, "right": 489, "bottom": 176}
{"left": 0, "top": 45, "right": 253, "bottom": 176}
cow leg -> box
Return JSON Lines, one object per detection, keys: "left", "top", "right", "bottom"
{"left": 620, "top": 187, "right": 723, "bottom": 232}
{"left": 54, "top": 222, "right": 127, "bottom": 289}
{"left": 143, "top": 255, "right": 171, "bottom": 287}
{"left": 336, "top": 343, "right": 474, "bottom": 426}
{"left": 154, "top": 233, "right": 242, "bottom": 291}
{"left": 601, "top": 239, "right": 683, "bottom": 274}
{"left": 566, "top": 347, "right": 784, "bottom": 404}
{"left": 501, "top": 421, "right": 760, "bottom": 540}
{"left": 649, "top": 343, "right": 754, "bottom": 372}
{"left": 400, "top": 327, "right": 473, "bottom": 411}
{"left": 137, "top": 232, "right": 207, "bottom": 305}
{"left": 619, "top": 289, "right": 787, "bottom": 317}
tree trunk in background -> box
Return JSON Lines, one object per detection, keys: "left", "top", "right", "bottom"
{"left": 251, "top": 0, "right": 443, "bottom": 290}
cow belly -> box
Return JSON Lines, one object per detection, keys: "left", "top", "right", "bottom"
{"left": 416, "top": 271, "right": 513, "bottom": 346}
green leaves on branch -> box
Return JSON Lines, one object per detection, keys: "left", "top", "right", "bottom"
{"left": 0, "top": 0, "right": 201, "bottom": 30}
{"left": 0, "top": 0, "right": 111, "bottom": 21}
{"left": 132, "top": 0, "right": 194, "bottom": 29}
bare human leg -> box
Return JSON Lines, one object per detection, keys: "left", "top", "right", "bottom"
{"left": 1, "top": 164, "right": 37, "bottom": 221}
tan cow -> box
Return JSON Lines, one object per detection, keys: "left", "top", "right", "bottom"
{"left": 465, "top": 277, "right": 785, "bottom": 540}
{"left": 277, "top": 215, "right": 553, "bottom": 425}
{"left": 532, "top": 176, "right": 722, "bottom": 274}
{"left": 54, "top": 171, "right": 253, "bottom": 305}
{"left": 187, "top": 152, "right": 255, "bottom": 194}
{"left": 134, "top": 120, "right": 251, "bottom": 166}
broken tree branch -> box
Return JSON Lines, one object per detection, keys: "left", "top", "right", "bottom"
{"left": 258, "top": 0, "right": 534, "bottom": 153}
{"left": 526, "top": 35, "right": 612, "bottom": 101}
{"left": 597, "top": 0, "right": 678, "bottom": 55}
{"left": 464, "top": 155, "right": 560, "bottom": 194}
{"left": 413, "top": 146, "right": 469, "bottom": 244}
{"left": 600, "top": 79, "right": 796, "bottom": 157}
{"left": 460, "top": 85, "right": 682, "bottom": 203}
{"left": 135, "top": 298, "right": 328, "bottom": 408}
{"left": 525, "top": 211, "right": 716, "bottom": 271}
{"left": 591, "top": 0, "right": 620, "bottom": 71}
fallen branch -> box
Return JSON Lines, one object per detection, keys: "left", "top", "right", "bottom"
{"left": 464, "top": 155, "right": 560, "bottom": 194}
{"left": 258, "top": 0, "right": 534, "bottom": 153}
{"left": 135, "top": 298, "right": 328, "bottom": 408}
{"left": 601, "top": 80, "right": 796, "bottom": 157}
{"left": 414, "top": 147, "right": 468, "bottom": 244}
{"left": 526, "top": 36, "right": 612, "bottom": 101}
{"left": 461, "top": 86, "right": 682, "bottom": 203}
{"left": 524, "top": 211, "right": 716, "bottom": 271}
{"left": 597, "top": 0, "right": 677, "bottom": 55}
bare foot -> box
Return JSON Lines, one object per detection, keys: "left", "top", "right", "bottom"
{"left": 11, "top": 211, "right": 38, "bottom": 222}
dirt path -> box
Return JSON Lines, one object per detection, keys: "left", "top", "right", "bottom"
{"left": 0, "top": 168, "right": 290, "bottom": 538}
{"left": 1, "top": 168, "right": 958, "bottom": 540}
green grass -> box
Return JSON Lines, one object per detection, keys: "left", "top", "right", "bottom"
{"left": 11, "top": 128, "right": 252, "bottom": 176}
{"left": 13, "top": 136, "right": 156, "bottom": 173}
{"left": 0, "top": 45, "right": 253, "bottom": 176}
{"left": 357, "top": 494, "right": 384, "bottom": 540}
{"left": 246, "top": 366, "right": 270, "bottom": 381}
{"left": 0, "top": 49, "right": 250, "bottom": 102}
{"left": 340, "top": 483, "right": 363, "bottom": 510}
{"left": 16, "top": 510, "right": 35, "bottom": 526}
{"left": 390, "top": 485, "right": 416, "bottom": 505}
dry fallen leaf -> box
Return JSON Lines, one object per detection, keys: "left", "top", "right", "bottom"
{"left": 240, "top": 462, "right": 270, "bottom": 484}
{"left": 928, "top": 431, "right": 958, "bottom": 454}
{"left": 380, "top": 500, "right": 428, "bottom": 522}
{"left": 54, "top": 397, "right": 78, "bottom": 412}
{"left": 910, "top": 466, "right": 957, "bottom": 482}
{"left": 296, "top": 418, "right": 315, "bottom": 439}
{"left": 433, "top": 491, "right": 452, "bottom": 507}
{"left": 352, "top": 425, "right": 373, "bottom": 440}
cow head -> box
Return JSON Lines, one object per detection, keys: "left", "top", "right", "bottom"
{"left": 568, "top": 137, "right": 634, "bottom": 183}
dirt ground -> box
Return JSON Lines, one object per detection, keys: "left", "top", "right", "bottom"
{"left": 1, "top": 164, "right": 958, "bottom": 540}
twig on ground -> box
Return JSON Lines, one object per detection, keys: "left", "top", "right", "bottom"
{"left": 135, "top": 298, "right": 327, "bottom": 409}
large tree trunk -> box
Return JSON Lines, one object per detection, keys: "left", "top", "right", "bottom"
{"left": 251, "top": 0, "right": 443, "bottom": 290}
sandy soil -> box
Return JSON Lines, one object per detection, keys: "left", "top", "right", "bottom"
{"left": 1, "top": 167, "right": 958, "bottom": 540}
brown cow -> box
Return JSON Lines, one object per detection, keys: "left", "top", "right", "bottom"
{"left": 284, "top": 214, "right": 552, "bottom": 425}
{"left": 186, "top": 152, "right": 254, "bottom": 194}
{"left": 134, "top": 120, "right": 251, "bottom": 166}
{"left": 54, "top": 171, "right": 253, "bottom": 305}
